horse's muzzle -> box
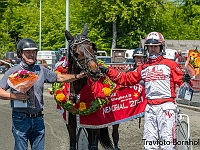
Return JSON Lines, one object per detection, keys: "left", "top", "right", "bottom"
{"left": 90, "top": 69, "right": 101, "bottom": 81}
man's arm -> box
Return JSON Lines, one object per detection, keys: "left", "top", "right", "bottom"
{"left": 100, "top": 66, "right": 141, "bottom": 86}
{"left": 56, "top": 72, "right": 85, "bottom": 83}
{"left": 0, "top": 87, "right": 29, "bottom": 101}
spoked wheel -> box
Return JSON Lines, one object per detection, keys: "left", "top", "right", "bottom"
{"left": 176, "top": 112, "right": 193, "bottom": 150}
{"left": 76, "top": 128, "right": 89, "bottom": 150}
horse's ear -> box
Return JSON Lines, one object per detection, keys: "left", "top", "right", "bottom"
{"left": 65, "top": 30, "right": 74, "bottom": 42}
{"left": 92, "top": 43, "right": 97, "bottom": 52}
{"left": 81, "top": 23, "right": 88, "bottom": 38}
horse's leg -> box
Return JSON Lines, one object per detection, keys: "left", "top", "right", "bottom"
{"left": 86, "top": 129, "right": 99, "bottom": 150}
{"left": 112, "top": 124, "right": 120, "bottom": 150}
{"left": 66, "top": 113, "right": 77, "bottom": 150}
{"left": 99, "top": 127, "right": 113, "bottom": 149}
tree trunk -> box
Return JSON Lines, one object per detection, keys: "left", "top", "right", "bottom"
{"left": 111, "top": 21, "right": 117, "bottom": 49}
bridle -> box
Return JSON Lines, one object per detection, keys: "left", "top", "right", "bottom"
{"left": 69, "top": 35, "right": 100, "bottom": 80}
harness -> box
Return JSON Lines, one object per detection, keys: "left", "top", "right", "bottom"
{"left": 69, "top": 35, "right": 99, "bottom": 102}
{"left": 69, "top": 35, "right": 99, "bottom": 80}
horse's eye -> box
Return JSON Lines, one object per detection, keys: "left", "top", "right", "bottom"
{"left": 74, "top": 53, "right": 79, "bottom": 58}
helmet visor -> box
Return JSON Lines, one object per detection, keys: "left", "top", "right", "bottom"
{"left": 145, "top": 39, "right": 161, "bottom": 45}
{"left": 23, "top": 47, "right": 38, "bottom": 51}
{"left": 133, "top": 54, "right": 146, "bottom": 57}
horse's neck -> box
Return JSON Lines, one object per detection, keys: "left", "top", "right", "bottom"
{"left": 71, "top": 77, "right": 88, "bottom": 94}
{"left": 70, "top": 65, "right": 88, "bottom": 94}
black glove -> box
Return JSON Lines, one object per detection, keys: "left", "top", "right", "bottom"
{"left": 182, "top": 74, "right": 191, "bottom": 82}
{"left": 99, "top": 66, "right": 109, "bottom": 74}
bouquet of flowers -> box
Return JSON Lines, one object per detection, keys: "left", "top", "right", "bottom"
{"left": 185, "top": 48, "right": 200, "bottom": 76}
{"left": 7, "top": 70, "right": 38, "bottom": 93}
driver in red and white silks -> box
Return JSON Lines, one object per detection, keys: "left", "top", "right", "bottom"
{"left": 100, "top": 32, "right": 192, "bottom": 150}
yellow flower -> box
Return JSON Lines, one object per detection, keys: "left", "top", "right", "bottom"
{"left": 194, "top": 57, "right": 200, "bottom": 68}
{"left": 56, "top": 93, "right": 65, "bottom": 102}
{"left": 79, "top": 102, "right": 86, "bottom": 111}
{"left": 102, "top": 87, "right": 112, "bottom": 96}
{"left": 55, "top": 71, "right": 61, "bottom": 74}
{"left": 190, "top": 52, "right": 198, "bottom": 58}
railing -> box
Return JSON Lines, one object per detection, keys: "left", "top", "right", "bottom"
{"left": 105, "top": 62, "right": 186, "bottom": 72}
{"left": 106, "top": 62, "right": 135, "bottom": 71}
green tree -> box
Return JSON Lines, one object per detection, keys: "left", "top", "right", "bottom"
{"left": 1, "top": 0, "right": 200, "bottom": 58}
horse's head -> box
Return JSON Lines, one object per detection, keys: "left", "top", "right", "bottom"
{"left": 65, "top": 24, "right": 100, "bottom": 81}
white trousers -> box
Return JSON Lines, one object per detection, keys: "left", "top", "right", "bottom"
{"left": 143, "top": 102, "right": 177, "bottom": 150}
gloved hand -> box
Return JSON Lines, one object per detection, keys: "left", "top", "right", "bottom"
{"left": 182, "top": 74, "right": 191, "bottom": 82}
{"left": 99, "top": 66, "right": 109, "bottom": 74}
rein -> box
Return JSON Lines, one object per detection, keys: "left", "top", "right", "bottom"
{"left": 69, "top": 38, "right": 99, "bottom": 79}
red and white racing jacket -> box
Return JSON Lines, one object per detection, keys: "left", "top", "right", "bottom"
{"left": 107, "top": 56, "right": 184, "bottom": 105}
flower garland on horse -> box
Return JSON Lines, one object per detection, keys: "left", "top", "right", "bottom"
{"left": 49, "top": 56, "right": 147, "bottom": 129}
{"left": 50, "top": 56, "right": 115, "bottom": 116}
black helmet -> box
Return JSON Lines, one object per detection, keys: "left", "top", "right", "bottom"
{"left": 17, "top": 38, "right": 38, "bottom": 58}
{"left": 132, "top": 48, "right": 146, "bottom": 57}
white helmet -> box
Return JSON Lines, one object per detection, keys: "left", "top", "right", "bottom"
{"left": 144, "top": 32, "right": 165, "bottom": 54}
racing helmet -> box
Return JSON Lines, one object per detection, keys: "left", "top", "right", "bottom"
{"left": 132, "top": 48, "right": 146, "bottom": 58}
{"left": 144, "top": 31, "right": 165, "bottom": 54}
{"left": 17, "top": 38, "right": 38, "bottom": 58}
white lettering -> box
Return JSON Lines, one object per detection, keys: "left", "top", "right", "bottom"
{"left": 129, "top": 98, "right": 141, "bottom": 107}
{"left": 102, "top": 103, "right": 128, "bottom": 114}
{"left": 103, "top": 106, "right": 112, "bottom": 114}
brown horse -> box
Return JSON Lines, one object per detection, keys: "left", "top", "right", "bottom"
{"left": 65, "top": 24, "right": 113, "bottom": 150}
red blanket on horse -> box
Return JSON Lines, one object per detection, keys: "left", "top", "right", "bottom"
{"left": 57, "top": 78, "right": 147, "bottom": 128}
{"left": 77, "top": 79, "right": 147, "bottom": 128}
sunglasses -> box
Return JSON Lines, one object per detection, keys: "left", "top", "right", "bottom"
{"left": 145, "top": 39, "right": 160, "bottom": 45}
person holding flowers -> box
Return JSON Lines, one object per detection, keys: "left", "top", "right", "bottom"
{"left": 99, "top": 32, "right": 191, "bottom": 150}
{"left": 0, "top": 38, "right": 84, "bottom": 150}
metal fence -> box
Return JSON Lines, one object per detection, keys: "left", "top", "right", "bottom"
{"left": 106, "top": 62, "right": 135, "bottom": 71}
{"left": 106, "top": 62, "right": 185, "bottom": 72}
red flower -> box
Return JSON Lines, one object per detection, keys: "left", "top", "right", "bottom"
{"left": 49, "top": 91, "right": 53, "bottom": 95}
{"left": 61, "top": 98, "right": 67, "bottom": 104}
{"left": 62, "top": 68, "right": 67, "bottom": 73}
{"left": 97, "top": 92, "right": 106, "bottom": 99}
{"left": 62, "top": 83, "right": 69, "bottom": 95}
{"left": 57, "top": 66, "right": 63, "bottom": 72}
{"left": 104, "top": 84, "right": 110, "bottom": 88}
{"left": 56, "top": 89, "right": 62, "bottom": 95}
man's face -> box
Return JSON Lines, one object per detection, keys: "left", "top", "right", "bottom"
{"left": 178, "top": 50, "right": 181, "bottom": 54}
{"left": 134, "top": 56, "right": 145, "bottom": 66}
{"left": 148, "top": 45, "right": 160, "bottom": 55}
{"left": 21, "top": 50, "right": 37, "bottom": 65}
